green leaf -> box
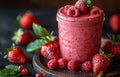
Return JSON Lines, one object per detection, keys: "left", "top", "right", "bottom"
{"left": 0, "top": 69, "right": 17, "bottom": 77}
{"left": 26, "top": 39, "right": 43, "bottom": 52}
{"left": 5, "top": 65, "right": 19, "bottom": 72}
{"left": 99, "top": 49, "right": 104, "bottom": 55}
{"left": 84, "top": 0, "right": 92, "bottom": 7}
{"left": 33, "top": 23, "right": 50, "bottom": 38}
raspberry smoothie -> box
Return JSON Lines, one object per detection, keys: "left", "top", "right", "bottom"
{"left": 56, "top": 0, "right": 105, "bottom": 63}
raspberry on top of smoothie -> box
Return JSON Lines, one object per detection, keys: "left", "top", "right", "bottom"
{"left": 58, "top": 0, "right": 104, "bottom": 19}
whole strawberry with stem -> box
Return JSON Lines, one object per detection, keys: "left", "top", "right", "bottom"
{"left": 27, "top": 23, "right": 60, "bottom": 60}
{"left": 92, "top": 50, "right": 113, "bottom": 74}
{"left": 12, "top": 28, "right": 36, "bottom": 45}
{"left": 107, "top": 34, "right": 120, "bottom": 60}
{"left": 4, "top": 44, "right": 28, "bottom": 63}
{"left": 17, "top": 11, "right": 41, "bottom": 29}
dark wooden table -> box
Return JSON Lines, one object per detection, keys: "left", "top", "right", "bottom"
{"left": 0, "top": 8, "right": 119, "bottom": 77}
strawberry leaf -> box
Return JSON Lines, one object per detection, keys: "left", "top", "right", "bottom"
{"left": 26, "top": 39, "right": 44, "bottom": 52}
{"left": 5, "top": 65, "right": 19, "bottom": 72}
{"left": 0, "top": 69, "right": 16, "bottom": 77}
{"left": 33, "top": 23, "right": 51, "bottom": 38}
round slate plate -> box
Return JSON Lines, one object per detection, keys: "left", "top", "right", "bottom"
{"left": 33, "top": 51, "right": 96, "bottom": 77}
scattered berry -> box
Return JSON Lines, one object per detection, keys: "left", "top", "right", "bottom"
{"left": 47, "top": 59, "right": 58, "bottom": 70}
{"left": 111, "top": 44, "right": 120, "bottom": 60}
{"left": 58, "top": 58, "right": 68, "bottom": 69}
{"left": 109, "top": 14, "right": 120, "bottom": 32}
{"left": 101, "top": 39, "right": 112, "bottom": 54}
{"left": 81, "top": 61, "right": 93, "bottom": 72}
{"left": 21, "top": 68, "right": 29, "bottom": 75}
{"left": 41, "top": 41, "right": 60, "bottom": 60}
{"left": 12, "top": 28, "right": 36, "bottom": 45}
{"left": 19, "top": 65, "right": 25, "bottom": 71}
{"left": 67, "top": 59, "right": 80, "bottom": 71}
{"left": 67, "top": 6, "right": 80, "bottom": 17}
{"left": 36, "top": 73, "right": 43, "bottom": 77}
{"left": 17, "top": 11, "right": 41, "bottom": 29}
{"left": 92, "top": 53, "right": 111, "bottom": 74}
{"left": 6, "top": 44, "right": 28, "bottom": 63}
{"left": 75, "top": 0, "right": 89, "bottom": 15}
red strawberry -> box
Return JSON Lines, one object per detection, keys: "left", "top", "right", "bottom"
{"left": 6, "top": 44, "right": 28, "bottom": 63}
{"left": 75, "top": 0, "right": 89, "bottom": 15}
{"left": 12, "top": 28, "right": 36, "bottom": 45}
{"left": 109, "top": 14, "right": 120, "bottom": 32}
{"left": 67, "top": 59, "right": 80, "bottom": 71}
{"left": 58, "top": 58, "right": 68, "bottom": 69}
{"left": 101, "top": 39, "right": 112, "bottom": 54}
{"left": 81, "top": 61, "right": 93, "bottom": 72}
{"left": 67, "top": 6, "right": 80, "bottom": 17}
{"left": 40, "top": 41, "right": 60, "bottom": 60}
{"left": 92, "top": 53, "right": 111, "bottom": 74}
{"left": 17, "top": 12, "right": 41, "bottom": 29}
{"left": 111, "top": 44, "right": 120, "bottom": 60}
{"left": 47, "top": 59, "right": 58, "bottom": 70}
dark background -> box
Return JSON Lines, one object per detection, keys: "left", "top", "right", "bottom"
{"left": 0, "top": 0, "right": 120, "bottom": 77}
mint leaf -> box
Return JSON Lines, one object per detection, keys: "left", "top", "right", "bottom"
{"left": 84, "top": 0, "right": 92, "bottom": 7}
{"left": 5, "top": 65, "right": 19, "bottom": 72}
{"left": 26, "top": 39, "right": 43, "bottom": 52}
{"left": 0, "top": 69, "right": 17, "bottom": 77}
{"left": 33, "top": 23, "right": 50, "bottom": 38}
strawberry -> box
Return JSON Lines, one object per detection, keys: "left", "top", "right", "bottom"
{"left": 41, "top": 41, "right": 60, "bottom": 60}
{"left": 5, "top": 44, "right": 28, "bottom": 63}
{"left": 92, "top": 52, "right": 112, "bottom": 74}
{"left": 101, "top": 39, "right": 112, "bottom": 54}
{"left": 75, "top": 0, "right": 89, "bottom": 15}
{"left": 111, "top": 44, "right": 120, "bottom": 60}
{"left": 12, "top": 28, "right": 36, "bottom": 45}
{"left": 109, "top": 14, "right": 120, "bottom": 32}
{"left": 47, "top": 59, "right": 58, "bottom": 70}
{"left": 26, "top": 23, "right": 60, "bottom": 59}
{"left": 81, "top": 61, "right": 93, "bottom": 72}
{"left": 17, "top": 12, "right": 41, "bottom": 29}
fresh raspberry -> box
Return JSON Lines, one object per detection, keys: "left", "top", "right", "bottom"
{"left": 111, "top": 44, "right": 120, "bottom": 60}
{"left": 67, "top": 6, "right": 80, "bottom": 17}
{"left": 47, "top": 59, "right": 58, "bottom": 70}
{"left": 81, "top": 61, "right": 93, "bottom": 72}
{"left": 21, "top": 68, "right": 29, "bottom": 75}
{"left": 36, "top": 73, "right": 43, "bottom": 77}
{"left": 58, "top": 58, "right": 68, "bottom": 69}
{"left": 101, "top": 39, "right": 112, "bottom": 54}
{"left": 67, "top": 59, "right": 80, "bottom": 71}
{"left": 64, "top": 5, "right": 71, "bottom": 12}
{"left": 75, "top": 0, "right": 89, "bottom": 15}
{"left": 90, "top": 8, "right": 100, "bottom": 15}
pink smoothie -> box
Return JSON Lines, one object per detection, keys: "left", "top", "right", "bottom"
{"left": 56, "top": 4, "right": 104, "bottom": 63}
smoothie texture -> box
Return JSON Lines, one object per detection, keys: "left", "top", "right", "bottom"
{"left": 56, "top": 0, "right": 104, "bottom": 63}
